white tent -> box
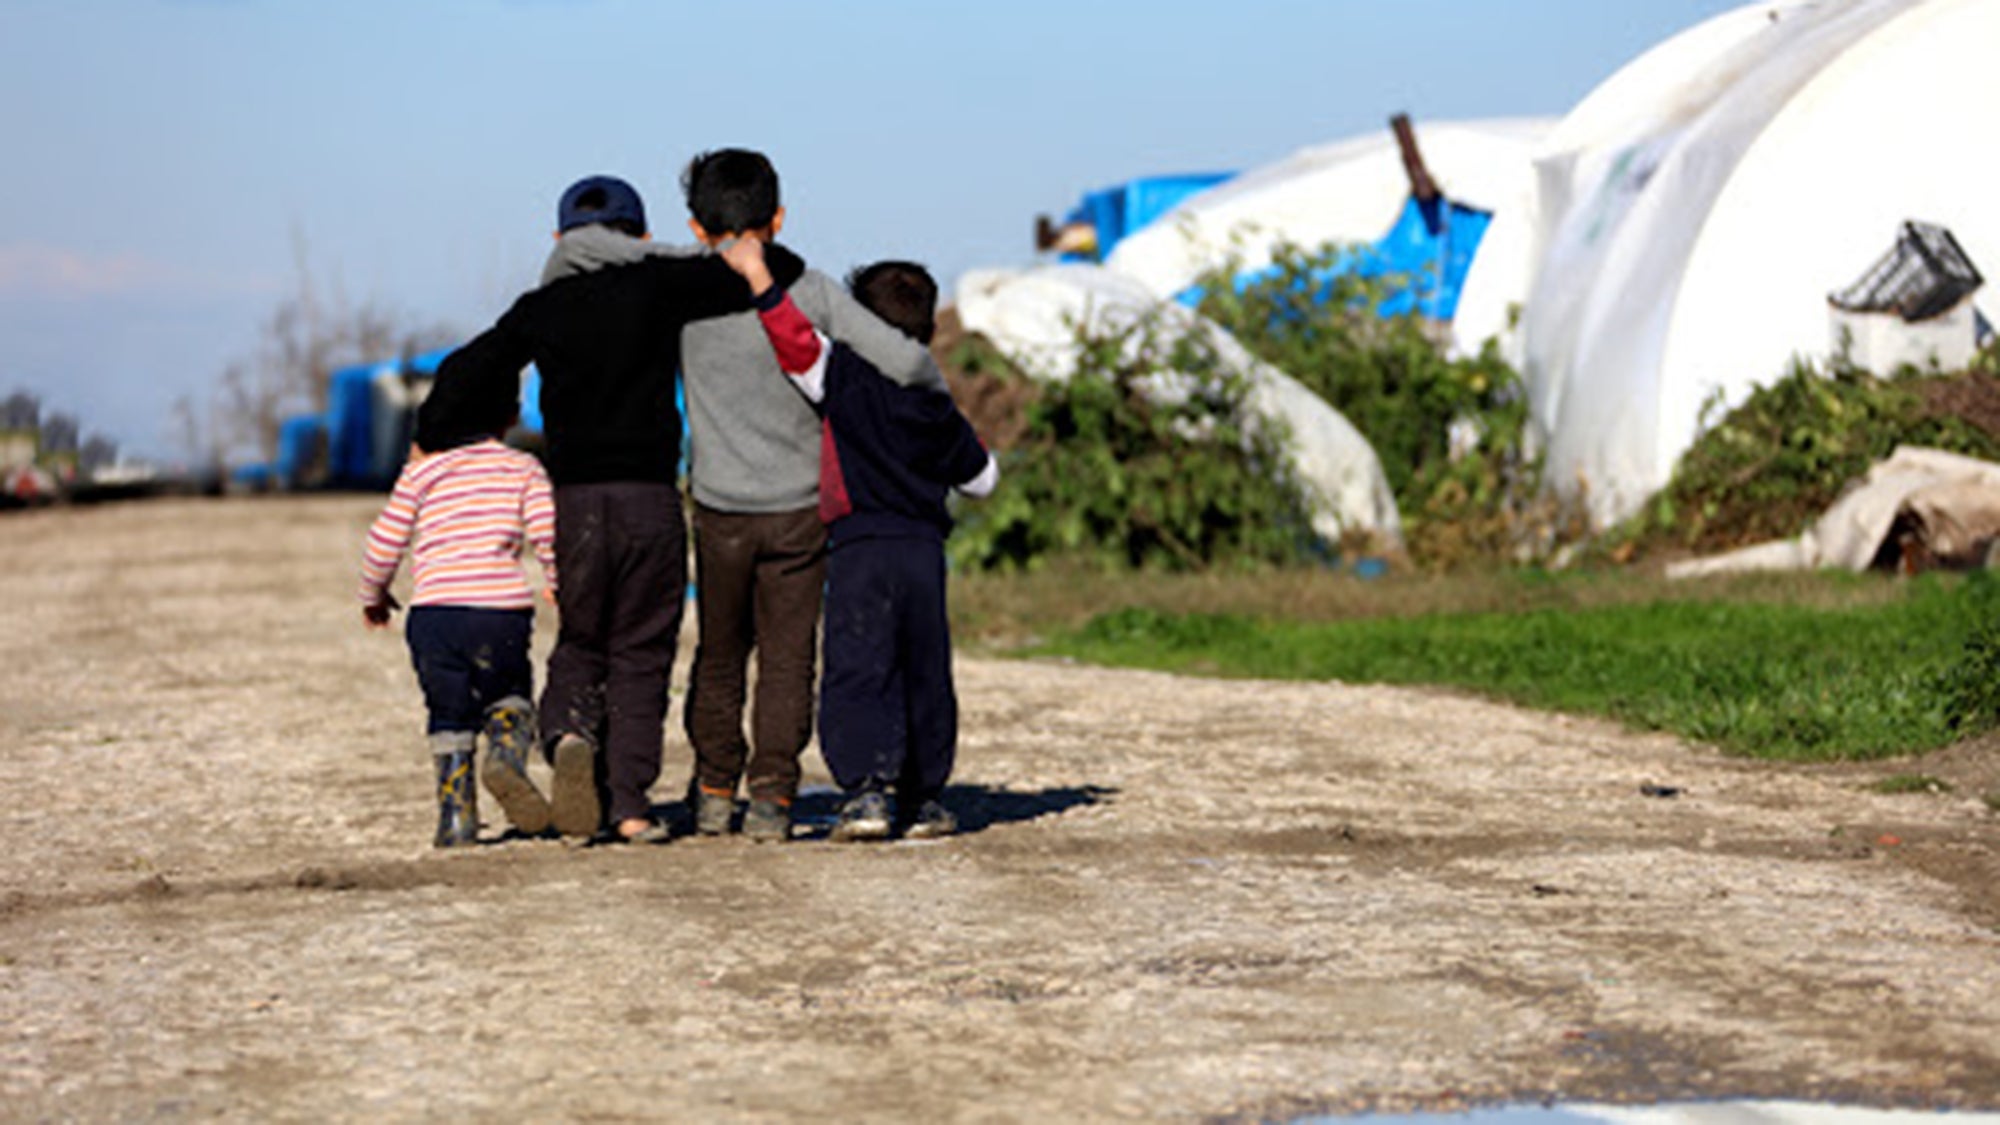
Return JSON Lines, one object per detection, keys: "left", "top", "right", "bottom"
{"left": 1452, "top": 4, "right": 1797, "bottom": 360}
{"left": 955, "top": 264, "right": 1403, "bottom": 549}
{"left": 1512, "top": 0, "right": 2000, "bottom": 527}
{"left": 1102, "top": 118, "right": 1555, "bottom": 328}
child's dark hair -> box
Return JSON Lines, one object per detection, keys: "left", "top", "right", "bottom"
{"left": 848, "top": 261, "right": 938, "bottom": 345}
{"left": 682, "top": 149, "right": 780, "bottom": 234}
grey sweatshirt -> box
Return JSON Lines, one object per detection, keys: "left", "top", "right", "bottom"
{"left": 541, "top": 229, "right": 947, "bottom": 513}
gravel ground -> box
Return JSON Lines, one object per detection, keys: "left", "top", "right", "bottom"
{"left": 1, "top": 495, "right": 1995, "bottom": 1122}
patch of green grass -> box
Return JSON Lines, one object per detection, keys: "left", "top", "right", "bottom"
{"left": 1037, "top": 573, "right": 2000, "bottom": 762}
{"left": 1869, "top": 775, "right": 1953, "bottom": 795}
{"left": 951, "top": 563, "right": 1906, "bottom": 651}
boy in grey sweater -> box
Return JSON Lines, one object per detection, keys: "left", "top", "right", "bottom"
{"left": 541, "top": 150, "right": 946, "bottom": 841}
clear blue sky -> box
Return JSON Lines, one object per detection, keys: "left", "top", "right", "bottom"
{"left": 0, "top": 0, "right": 1741, "bottom": 460}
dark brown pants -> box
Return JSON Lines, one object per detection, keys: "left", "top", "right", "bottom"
{"left": 541, "top": 482, "right": 685, "bottom": 826}
{"left": 684, "top": 503, "right": 826, "bottom": 803}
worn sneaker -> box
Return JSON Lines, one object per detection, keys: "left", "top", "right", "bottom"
{"left": 549, "top": 733, "right": 601, "bottom": 839}
{"left": 830, "top": 790, "right": 893, "bottom": 843}
{"left": 742, "top": 798, "right": 791, "bottom": 843}
{"left": 481, "top": 698, "right": 551, "bottom": 835}
{"left": 694, "top": 788, "right": 736, "bottom": 836}
{"left": 903, "top": 799, "right": 958, "bottom": 840}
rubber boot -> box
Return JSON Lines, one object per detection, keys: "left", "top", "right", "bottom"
{"left": 482, "top": 696, "right": 551, "bottom": 835}
{"left": 434, "top": 747, "right": 479, "bottom": 848}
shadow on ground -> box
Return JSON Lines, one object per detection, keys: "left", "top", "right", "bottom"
{"left": 649, "top": 782, "right": 1118, "bottom": 841}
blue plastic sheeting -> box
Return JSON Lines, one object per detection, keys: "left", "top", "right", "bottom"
{"left": 520, "top": 367, "right": 544, "bottom": 433}
{"left": 323, "top": 346, "right": 543, "bottom": 489}
{"left": 1177, "top": 194, "right": 1493, "bottom": 322}
{"left": 1065, "top": 172, "right": 1235, "bottom": 261}
{"left": 324, "top": 361, "right": 399, "bottom": 488}
{"left": 1372, "top": 194, "right": 1492, "bottom": 321}
{"left": 273, "top": 413, "right": 327, "bottom": 488}
{"left": 324, "top": 347, "right": 452, "bottom": 489}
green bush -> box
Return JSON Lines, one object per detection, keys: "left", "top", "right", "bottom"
{"left": 949, "top": 315, "right": 1318, "bottom": 573}
{"left": 1938, "top": 574, "right": 2000, "bottom": 733}
{"left": 1616, "top": 354, "right": 2000, "bottom": 557}
{"left": 1194, "top": 242, "right": 1575, "bottom": 568}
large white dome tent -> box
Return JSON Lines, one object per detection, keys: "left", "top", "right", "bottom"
{"left": 1450, "top": 0, "right": 1818, "bottom": 360}
{"left": 1101, "top": 117, "right": 1555, "bottom": 319}
{"left": 1513, "top": 0, "right": 2000, "bottom": 527}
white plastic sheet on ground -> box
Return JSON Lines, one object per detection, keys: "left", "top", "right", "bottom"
{"left": 1666, "top": 446, "right": 2000, "bottom": 579}
{"left": 1513, "top": 0, "right": 2000, "bottom": 528}
{"left": 1104, "top": 118, "right": 1553, "bottom": 331}
{"left": 955, "top": 264, "right": 1402, "bottom": 549}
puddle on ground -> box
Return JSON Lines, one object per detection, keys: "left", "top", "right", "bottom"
{"left": 1309, "top": 1103, "right": 2000, "bottom": 1124}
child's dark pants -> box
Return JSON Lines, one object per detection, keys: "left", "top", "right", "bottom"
{"left": 405, "top": 606, "right": 535, "bottom": 734}
{"left": 816, "top": 534, "right": 956, "bottom": 803}
{"left": 684, "top": 503, "right": 826, "bottom": 804}
{"left": 540, "top": 482, "right": 686, "bottom": 826}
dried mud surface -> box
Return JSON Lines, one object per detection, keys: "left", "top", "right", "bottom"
{"left": 1, "top": 496, "right": 1996, "bottom": 1122}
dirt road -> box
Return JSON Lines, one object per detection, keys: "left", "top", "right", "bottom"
{"left": 2, "top": 496, "right": 1995, "bottom": 1121}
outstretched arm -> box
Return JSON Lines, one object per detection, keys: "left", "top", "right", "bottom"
{"left": 795, "top": 272, "right": 947, "bottom": 392}
{"left": 415, "top": 310, "right": 533, "bottom": 454}
{"left": 649, "top": 241, "right": 805, "bottom": 324}
{"left": 724, "top": 238, "right": 831, "bottom": 403}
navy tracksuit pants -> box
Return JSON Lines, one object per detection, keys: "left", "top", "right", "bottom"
{"left": 816, "top": 534, "right": 956, "bottom": 803}
{"left": 406, "top": 606, "right": 535, "bottom": 735}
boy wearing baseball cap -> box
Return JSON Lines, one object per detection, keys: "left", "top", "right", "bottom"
{"left": 416, "top": 174, "right": 805, "bottom": 844}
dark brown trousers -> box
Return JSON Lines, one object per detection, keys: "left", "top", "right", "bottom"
{"left": 684, "top": 503, "right": 826, "bottom": 803}
{"left": 540, "top": 482, "right": 686, "bottom": 826}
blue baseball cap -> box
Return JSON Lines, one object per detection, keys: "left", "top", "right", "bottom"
{"left": 557, "top": 175, "right": 647, "bottom": 234}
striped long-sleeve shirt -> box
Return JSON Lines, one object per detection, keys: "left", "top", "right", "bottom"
{"left": 358, "top": 439, "right": 557, "bottom": 610}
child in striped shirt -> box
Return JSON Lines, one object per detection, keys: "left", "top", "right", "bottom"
{"left": 359, "top": 391, "right": 558, "bottom": 848}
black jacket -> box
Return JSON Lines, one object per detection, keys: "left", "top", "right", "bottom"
{"left": 818, "top": 342, "right": 990, "bottom": 545}
{"left": 416, "top": 246, "right": 804, "bottom": 486}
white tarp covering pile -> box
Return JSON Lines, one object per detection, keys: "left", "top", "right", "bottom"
{"left": 1508, "top": 0, "right": 2000, "bottom": 528}
{"left": 955, "top": 264, "right": 1402, "bottom": 548}
{"left": 1104, "top": 118, "right": 1553, "bottom": 327}
{"left": 1667, "top": 447, "right": 2000, "bottom": 579}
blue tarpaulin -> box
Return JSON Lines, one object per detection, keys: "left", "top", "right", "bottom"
{"left": 323, "top": 347, "right": 457, "bottom": 488}
{"left": 1065, "top": 173, "right": 1235, "bottom": 261}
{"left": 273, "top": 414, "right": 326, "bottom": 488}
{"left": 1177, "top": 194, "right": 1494, "bottom": 322}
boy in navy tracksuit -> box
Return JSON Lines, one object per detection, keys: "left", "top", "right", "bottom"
{"left": 722, "top": 239, "right": 997, "bottom": 840}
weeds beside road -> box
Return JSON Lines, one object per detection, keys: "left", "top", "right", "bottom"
{"left": 960, "top": 566, "right": 2000, "bottom": 764}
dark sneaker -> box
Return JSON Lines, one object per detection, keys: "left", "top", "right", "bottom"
{"left": 433, "top": 750, "right": 479, "bottom": 848}
{"left": 481, "top": 698, "right": 551, "bottom": 835}
{"left": 549, "top": 733, "right": 601, "bottom": 839}
{"left": 830, "top": 790, "right": 893, "bottom": 843}
{"left": 694, "top": 789, "right": 735, "bottom": 836}
{"left": 903, "top": 799, "right": 958, "bottom": 840}
{"left": 743, "top": 799, "right": 791, "bottom": 843}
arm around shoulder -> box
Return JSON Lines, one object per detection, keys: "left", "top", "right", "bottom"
{"left": 799, "top": 273, "right": 947, "bottom": 392}
{"left": 416, "top": 311, "right": 532, "bottom": 453}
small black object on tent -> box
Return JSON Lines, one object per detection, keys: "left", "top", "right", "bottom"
{"left": 1829, "top": 221, "right": 1983, "bottom": 322}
